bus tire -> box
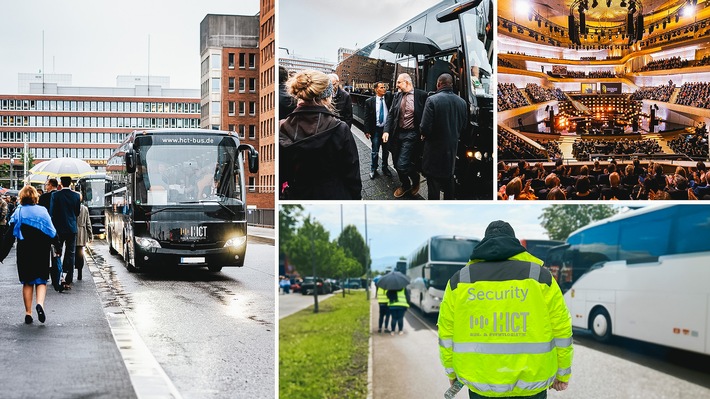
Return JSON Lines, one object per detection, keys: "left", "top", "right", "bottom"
{"left": 123, "top": 241, "right": 137, "bottom": 273}
{"left": 589, "top": 307, "right": 612, "bottom": 343}
{"left": 208, "top": 265, "right": 223, "bottom": 272}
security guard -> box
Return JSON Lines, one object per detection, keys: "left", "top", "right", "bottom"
{"left": 376, "top": 286, "right": 390, "bottom": 333}
{"left": 438, "top": 221, "right": 572, "bottom": 398}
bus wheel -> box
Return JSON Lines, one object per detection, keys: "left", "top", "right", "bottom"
{"left": 208, "top": 265, "right": 223, "bottom": 272}
{"left": 124, "top": 243, "right": 137, "bottom": 273}
{"left": 589, "top": 307, "right": 612, "bottom": 343}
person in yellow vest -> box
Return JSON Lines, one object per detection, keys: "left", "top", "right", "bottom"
{"left": 387, "top": 287, "right": 409, "bottom": 336}
{"left": 438, "top": 220, "right": 572, "bottom": 398}
{"left": 376, "top": 286, "right": 391, "bottom": 333}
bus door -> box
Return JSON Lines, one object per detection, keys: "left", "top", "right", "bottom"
{"left": 546, "top": 244, "right": 572, "bottom": 292}
{"left": 418, "top": 51, "right": 463, "bottom": 95}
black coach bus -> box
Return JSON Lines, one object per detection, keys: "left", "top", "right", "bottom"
{"left": 104, "top": 129, "right": 258, "bottom": 272}
{"left": 347, "top": 0, "right": 494, "bottom": 199}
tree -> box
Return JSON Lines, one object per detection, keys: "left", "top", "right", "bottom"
{"left": 284, "top": 216, "right": 340, "bottom": 278}
{"left": 539, "top": 205, "right": 619, "bottom": 240}
{"left": 279, "top": 204, "right": 303, "bottom": 249}
{"left": 336, "top": 224, "right": 368, "bottom": 277}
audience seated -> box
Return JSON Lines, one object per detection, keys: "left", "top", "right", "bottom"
{"left": 498, "top": 83, "right": 530, "bottom": 111}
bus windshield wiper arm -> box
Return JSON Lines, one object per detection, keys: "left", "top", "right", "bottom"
{"left": 177, "top": 200, "right": 236, "bottom": 216}
{"left": 146, "top": 206, "right": 191, "bottom": 216}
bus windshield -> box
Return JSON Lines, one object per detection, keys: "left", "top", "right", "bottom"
{"left": 133, "top": 135, "right": 242, "bottom": 206}
{"left": 83, "top": 179, "right": 105, "bottom": 207}
{"left": 431, "top": 238, "right": 479, "bottom": 262}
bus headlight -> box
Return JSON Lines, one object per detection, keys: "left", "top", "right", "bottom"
{"left": 135, "top": 237, "right": 161, "bottom": 249}
{"left": 224, "top": 236, "right": 247, "bottom": 248}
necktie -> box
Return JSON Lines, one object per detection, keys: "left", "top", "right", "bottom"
{"left": 378, "top": 97, "right": 384, "bottom": 125}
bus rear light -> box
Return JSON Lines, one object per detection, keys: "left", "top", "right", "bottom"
{"left": 225, "top": 236, "right": 247, "bottom": 248}
{"left": 136, "top": 237, "right": 161, "bottom": 249}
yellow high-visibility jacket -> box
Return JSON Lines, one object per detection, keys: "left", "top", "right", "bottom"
{"left": 437, "top": 252, "right": 573, "bottom": 397}
{"left": 389, "top": 288, "right": 409, "bottom": 308}
{"left": 377, "top": 287, "right": 389, "bottom": 304}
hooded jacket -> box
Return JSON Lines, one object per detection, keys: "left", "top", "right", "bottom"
{"left": 280, "top": 104, "right": 361, "bottom": 200}
{"left": 438, "top": 221, "right": 573, "bottom": 397}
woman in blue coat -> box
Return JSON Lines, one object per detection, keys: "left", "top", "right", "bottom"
{"left": 0, "top": 186, "right": 61, "bottom": 324}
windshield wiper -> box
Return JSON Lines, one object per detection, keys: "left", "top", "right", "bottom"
{"left": 146, "top": 206, "right": 192, "bottom": 216}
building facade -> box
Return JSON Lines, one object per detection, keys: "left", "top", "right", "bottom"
{"left": 259, "top": 0, "right": 276, "bottom": 210}
{"left": 0, "top": 81, "right": 200, "bottom": 189}
{"left": 200, "top": 14, "right": 272, "bottom": 210}
{"left": 280, "top": 55, "right": 335, "bottom": 74}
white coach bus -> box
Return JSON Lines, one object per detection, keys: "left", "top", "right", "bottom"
{"left": 561, "top": 204, "right": 710, "bottom": 355}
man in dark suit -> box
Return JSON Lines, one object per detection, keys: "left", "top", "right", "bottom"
{"left": 383, "top": 73, "right": 428, "bottom": 198}
{"left": 364, "top": 81, "right": 394, "bottom": 179}
{"left": 328, "top": 74, "right": 353, "bottom": 128}
{"left": 600, "top": 172, "right": 630, "bottom": 200}
{"left": 419, "top": 73, "right": 467, "bottom": 200}
{"left": 50, "top": 176, "right": 81, "bottom": 289}
{"left": 39, "top": 178, "right": 63, "bottom": 292}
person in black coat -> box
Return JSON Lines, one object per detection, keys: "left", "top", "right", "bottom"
{"left": 0, "top": 186, "right": 61, "bottom": 324}
{"left": 50, "top": 176, "right": 81, "bottom": 289}
{"left": 280, "top": 70, "right": 361, "bottom": 200}
{"left": 364, "top": 81, "right": 394, "bottom": 179}
{"left": 419, "top": 74, "right": 467, "bottom": 200}
{"left": 38, "top": 178, "right": 63, "bottom": 292}
{"left": 328, "top": 74, "right": 353, "bottom": 128}
{"left": 383, "top": 73, "right": 428, "bottom": 198}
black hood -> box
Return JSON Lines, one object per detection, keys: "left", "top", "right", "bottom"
{"left": 470, "top": 220, "right": 526, "bottom": 262}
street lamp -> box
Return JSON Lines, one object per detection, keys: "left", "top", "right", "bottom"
{"left": 9, "top": 158, "right": 14, "bottom": 190}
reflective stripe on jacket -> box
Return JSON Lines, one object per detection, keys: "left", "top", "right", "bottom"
{"left": 437, "top": 251, "right": 573, "bottom": 398}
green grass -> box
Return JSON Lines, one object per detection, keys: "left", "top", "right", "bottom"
{"left": 279, "top": 291, "right": 370, "bottom": 399}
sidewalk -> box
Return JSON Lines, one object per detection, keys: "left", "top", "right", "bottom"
{"left": 351, "top": 124, "right": 428, "bottom": 200}
{"left": 368, "top": 292, "right": 449, "bottom": 399}
{"left": 248, "top": 225, "right": 275, "bottom": 244}
{"left": 0, "top": 245, "right": 136, "bottom": 398}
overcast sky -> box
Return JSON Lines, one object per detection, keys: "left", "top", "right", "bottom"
{"left": 0, "top": 0, "right": 259, "bottom": 94}
{"left": 278, "top": 0, "right": 441, "bottom": 62}
{"left": 289, "top": 203, "right": 563, "bottom": 260}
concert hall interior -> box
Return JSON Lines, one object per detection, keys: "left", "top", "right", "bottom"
{"left": 497, "top": 0, "right": 710, "bottom": 200}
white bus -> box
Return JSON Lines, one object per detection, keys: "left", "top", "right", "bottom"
{"left": 407, "top": 235, "right": 480, "bottom": 314}
{"left": 561, "top": 204, "right": 710, "bottom": 355}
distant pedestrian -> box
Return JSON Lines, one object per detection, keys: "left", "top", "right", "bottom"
{"left": 328, "top": 73, "right": 353, "bottom": 128}
{"left": 75, "top": 195, "right": 92, "bottom": 281}
{"left": 0, "top": 186, "right": 61, "bottom": 324}
{"left": 438, "top": 220, "right": 573, "bottom": 398}
{"left": 280, "top": 276, "right": 291, "bottom": 294}
{"left": 50, "top": 176, "right": 81, "bottom": 290}
{"left": 376, "top": 286, "right": 391, "bottom": 333}
{"left": 0, "top": 194, "right": 8, "bottom": 237}
{"left": 280, "top": 69, "right": 361, "bottom": 200}
{"left": 419, "top": 73, "right": 468, "bottom": 200}
{"left": 387, "top": 288, "right": 409, "bottom": 335}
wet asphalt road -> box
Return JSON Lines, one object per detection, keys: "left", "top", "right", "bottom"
{"left": 89, "top": 237, "right": 275, "bottom": 399}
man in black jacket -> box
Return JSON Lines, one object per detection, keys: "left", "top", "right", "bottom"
{"left": 420, "top": 73, "right": 467, "bottom": 200}
{"left": 328, "top": 74, "right": 353, "bottom": 128}
{"left": 383, "top": 73, "right": 428, "bottom": 198}
{"left": 39, "top": 178, "right": 63, "bottom": 292}
{"left": 364, "top": 82, "right": 393, "bottom": 179}
{"left": 279, "top": 66, "right": 296, "bottom": 120}
{"left": 50, "top": 176, "right": 81, "bottom": 289}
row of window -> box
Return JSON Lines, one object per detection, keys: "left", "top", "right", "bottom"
{"left": 227, "top": 101, "right": 257, "bottom": 116}
{"left": 0, "top": 99, "right": 200, "bottom": 113}
{"left": 2, "top": 147, "right": 113, "bottom": 160}
{"left": 259, "top": 173, "right": 275, "bottom": 194}
{"left": 0, "top": 131, "right": 121, "bottom": 144}
{"left": 228, "top": 77, "right": 257, "bottom": 93}
{"left": 227, "top": 124, "right": 257, "bottom": 140}
{"left": 0, "top": 115, "right": 200, "bottom": 129}
{"left": 228, "top": 53, "right": 257, "bottom": 69}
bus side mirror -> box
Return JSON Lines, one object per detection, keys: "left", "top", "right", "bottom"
{"left": 125, "top": 150, "right": 136, "bottom": 173}
{"left": 239, "top": 144, "right": 259, "bottom": 174}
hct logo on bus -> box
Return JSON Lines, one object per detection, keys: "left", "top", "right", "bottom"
{"left": 159, "top": 137, "right": 215, "bottom": 144}
{"left": 469, "top": 312, "right": 530, "bottom": 335}
{"left": 180, "top": 226, "right": 207, "bottom": 240}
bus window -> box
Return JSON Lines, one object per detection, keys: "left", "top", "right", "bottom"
{"left": 618, "top": 216, "right": 671, "bottom": 264}
{"left": 672, "top": 207, "right": 710, "bottom": 254}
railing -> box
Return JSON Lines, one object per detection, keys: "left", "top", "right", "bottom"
{"left": 247, "top": 208, "right": 275, "bottom": 228}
